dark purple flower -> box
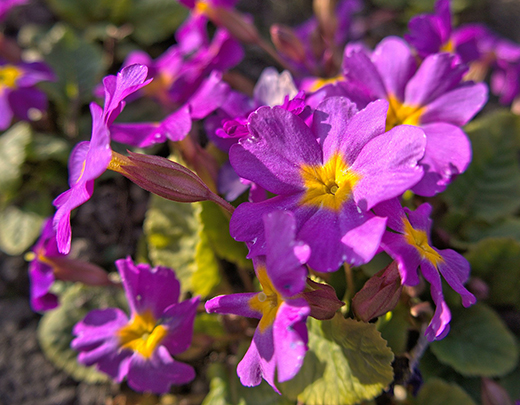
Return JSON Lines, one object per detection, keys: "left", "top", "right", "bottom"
{"left": 72, "top": 257, "right": 199, "bottom": 393}
{"left": 0, "top": 59, "right": 55, "bottom": 130}
{"left": 374, "top": 198, "right": 476, "bottom": 340}
{"left": 229, "top": 97, "right": 426, "bottom": 272}
{"left": 28, "top": 219, "right": 111, "bottom": 312}
{"left": 342, "top": 36, "right": 487, "bottom": 196}
{"left": 206, "top": 211, "right": 310, "bottom": 392}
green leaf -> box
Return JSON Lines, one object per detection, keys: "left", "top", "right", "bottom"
{"left": 377, "top": 302, "right": 410, "bottom": 355}
{"left": 144, "top": 194, "right": 200, "bottom": 292}
{"left": 500, "top": 340, "right": 520, "bottom": 402}
{"left": 193, "top": 229, "right": 221, "bottom": 297}
{"left": 281, "top": 315, "right": 394, "bottom": 405}
{"left": 443, "top": 110, "right": 520, "bottom": 223}
{"left": 0, "top": 206, "right": 44, "bottom": 255}
{"left": 0, "top": 123, "right": 32, "bottom": 199}
{"left": 39, "top": 24, "right": 105, "bottom": 115}
{"left": 465, "top": 238, "right": 520, "bottom": 310}
{"left": 26, "top": 133, "right": 70, "bottom": 163}
{"left": 417, "top": 378, "right": 476, "bottom": 405}
{"left": 126, "top": 0, "right": 188, "bottom": 45}
{"left": 199, "top": 201, "right": 251, "bottom": 269}
{"left": 430, "top": 303, "right": 518, "bottom": 377}
{"left": 37, "top": 283, "right": 127, "bottom": 383}
{"left": 144, "top": 195, "right": 222, "bottom": 296}
{"left": 202, "top": 363, "right": 233, "bottom": 405}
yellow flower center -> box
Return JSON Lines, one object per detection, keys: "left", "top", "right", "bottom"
{"left": 440, "top": 38, "right": 455, "bottom": 53}
{"left": 402, "top": 216, "right": 443, "bottom": 267}
{"left": 386, "top": 94, "right": 425, "bottom": 131}
{"left": 0, "top": 65, "right": 22, "bottom": 91}
{"left": 299, "top": 152, "right": 362, "bottom": 212}
{"left": 248, "top": 266, "right": 284, "bottom": 332}
{"left": 308, "top": 74, "right": 345, "bottom": 92}
{"left": 118, "top": 310, "right": 168, "bottom": 358}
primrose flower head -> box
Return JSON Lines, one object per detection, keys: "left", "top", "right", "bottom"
{"left": 229, "top": 96, "right": 426, "bottom": 272}
{"left": 52, "top": 64, "right": 150, "bottom": 254}
{"left": 342, "top": 36, "right": 488, "bottom": 196}
{"left": 206, "top": 210, "right": 311, "bottom": 392}
{"left": 72, "top": 257, "right": 199, "bottom": 393}
{"left": 374, "top": 198, "right": 476, "bottom": 340}
{"left": 0, "top": 58, "right": 55, "bottom": 130}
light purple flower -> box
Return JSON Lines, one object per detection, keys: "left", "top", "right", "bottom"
{"left": 52, "top": 64, "right": 151, "bottom": 254}
{"left": 72, "top": 257, "right": 199, "bottom": 394}
{"left": 373, "top": 198, "right": 476, "bottom": 341}
{"left": 342, "top": 36, "right": 488, "bottom": 196}
{"left": 0, "top": 58, "right": 55, "bottom": 130}
{"left": 28, "top": 218, "right": 111, "bottom": 312}
{"left": 206, "top": 211, "right": 310, "bottom": 392}
{"left": 229, "top": 97, "right": 426, "bottom": 272}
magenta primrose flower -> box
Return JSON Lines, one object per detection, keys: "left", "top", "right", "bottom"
{"left": 52, "top": 64, "right": 151, "bottom": 254}
{"left": 72, "top": 257, "right": 199, "bottom": 393}
{"left": 342, "top": 36, "right": 488, "bottom": 196}
{"left": 374, "top": 198, "right": 476, "bottom": 341}
{"left": 0, "top": 58, "right": 55, "bottom": 130}
{"left": 229, "top": 97, "right": 426, "bottom": 272}
{"left": 0, "top": 0, "right": 28, "bottom": 21}
{"left": 27, "top": 219, "right": 111, "bottom": 312}
{"left": 206, "top": 210, "right": 311, "bottom": 392}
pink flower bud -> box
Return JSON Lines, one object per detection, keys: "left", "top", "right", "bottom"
{"left": 46, "top": 256, "right": 113, "bottom": 286}
{"left": 209, "top": 7, "right": 260, "bottom": 45}
{"left": 352, "top": 261, "right": 403, "bottom": 322}
{"left": 298, "top": 278, "right": 344, "bottom": 320}
{"left": 481, "top": 377, "right": 514, "bottom": 405}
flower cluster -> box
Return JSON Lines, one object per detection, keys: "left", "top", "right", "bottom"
{"left": 20, "top": 0, "right": 520, "bottom": 399}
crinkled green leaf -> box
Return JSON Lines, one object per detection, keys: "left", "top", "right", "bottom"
{"left": 145, "top": 195, "right": 222, "bottom": 296}
{"left": 281, "top": 314, "right": 394, "bottom": 405}
{"left": 37, "top": 283, "right": 127, "bottom": 383}
{"left": 0, "top": 123, "right": 31, "bottom": 198}
{"left": 0, "top": 206, "right": 44, "bottom": 255}
{"left": 199, "top": 201, "right": 251, "bottom": 269}
{"left": 193, "top": 229, "right": 221, "bottom": 297}
{"left": 443, "top": 110, "right": 520, "bottom": 223}
{"left": 144, "top": 194, "right": 200, "bottom": 293}
{"left": 430, "top": 303, "right": 518, "bottom": 377}
{"left": 417, "top": 378, "right": 476, "bottom": 405}
{"left": 465, "top": 238, "right": 520, "bottom": 310}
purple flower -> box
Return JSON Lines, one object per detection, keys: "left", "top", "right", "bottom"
{"left": 229, "top": 97, "right": 426, "bottom": 272}
{"left": 0, "top": 0, "right": 28, "bottom": 21}
{"left": 52, "top": 64, "right": 150, "bottom": 254}
{"left": 27, "top": 219, "right": 111, "bottom": 312}
{"left": 109, "top": 16, "right": 243, "bottom": 148}
{"left": 72, "top": 257, "right": 199, "bottom": 394}
{"left": 374, "top": 198, "right": 476, "bottom": 340}
{"left": 0, "top": 58, "right": 55, "bottom": 130}
{"left": 206, "top": 211, "right": 311, "bottom": 392}
{"left": 342, "top": 36, "right": 488, "bottom": 196}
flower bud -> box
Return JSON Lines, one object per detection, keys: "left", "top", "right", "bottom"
{"left": 109, "top": 151, "right": 234, "bottom": 213}
{"left": 298, "top": 278, "right": 344, "bottom": 320}
{"left": 481, "top": 377, "right": 514, "bottom": 405}
{"left": 352, "top": 261, "right": 403, "bottom": 322}
{"left": 44, "top": 256, "right": 112, "bottom": 286}
{"left": 270, "top": 24, "right": 307, "bottom": 64}
{"left": 208, "top": 7, "right": 260, "bottom": 45}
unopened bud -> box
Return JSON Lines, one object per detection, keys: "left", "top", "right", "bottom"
{"left": 298, "top": 278, "right": 344, "bottom": 320}
{"left": 109, "top": 151, "right": 234, "bottom": 213}
{"left": 46, "top": 256, "right": 112, "bottom": 286}
{"left": 352, "top": 261, "right": 403, "bottom": 322}
{"left": 313, "top": 0, "right": 338, "bottom": 43}
{"left": 270, "top": 24, "right": 307, "bottom": 64}
{"left": 481, "top": 377, "right": 514, "bottom": 405}
{"left": 209, "top": 7, "right": 260, "bottom": 45}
